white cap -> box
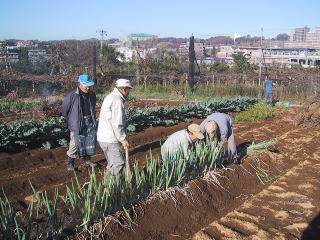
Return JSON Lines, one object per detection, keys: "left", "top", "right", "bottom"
{"left": 116, "top": 79, "right": 133, "bottom": 88}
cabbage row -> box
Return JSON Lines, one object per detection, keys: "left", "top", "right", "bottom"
{"left": 0, "top": 96, "right": 259, "bottom": 152}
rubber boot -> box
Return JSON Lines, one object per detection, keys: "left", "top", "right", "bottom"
{"left": 67, "top": 157, "right": 75, "bottom": 171}
{"left": 83, "top": 156, "right": 97, "bottom": 167}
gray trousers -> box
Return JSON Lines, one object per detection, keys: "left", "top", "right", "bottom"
{"left": 99, "top": 142, "right": 124, "bottom": 175}
{"left": 265, "top": 92, "right": 273, "bottom": 105}
{"left": 67, "top": 132, "right": 78, "bottom": 159}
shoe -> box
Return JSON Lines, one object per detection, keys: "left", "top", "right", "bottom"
{"left": 233, "top": 160, "right": 241, "bottom": 165}
{"left": 83, "top": 157, "right": 97, "bottom": 167}
{"left": 67, "top": 157, "right": 75, "bottom": 171}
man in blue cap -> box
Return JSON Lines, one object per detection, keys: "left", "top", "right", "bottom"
{"left": 62, "top": 74, "right": 97, "bottom": 170}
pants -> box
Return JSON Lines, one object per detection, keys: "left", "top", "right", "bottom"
{"left": 67, "top": 132, "right": 78, "bottom": 159}
{"left": 227, "top": 130, "right": 238, "bottom": 163}
{"left": 265, "top": 92, "right": 273, "bottom": 105}
{"left": 99, "top": 142, "right": 124, "bottom": 175}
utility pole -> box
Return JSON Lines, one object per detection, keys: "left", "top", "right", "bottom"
{"left": 258, "top": 27, "right": 263, "bottom": 86}
{"left": 96, "top": 29, "right": 107, "bottom": 63}
{"left": 97, "top": 29, "right": 107, "bottom": 50}
{"left": 188, "top": 35, "right": 195, "bottom": 92}
{"left": 92, "top": 45, "right": 97, "bottom": 85}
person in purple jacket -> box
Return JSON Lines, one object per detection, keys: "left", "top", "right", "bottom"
{"left": 200, "top": 112, "right": 239, "bottom": 164}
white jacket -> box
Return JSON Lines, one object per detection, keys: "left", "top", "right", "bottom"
{"left": 97, "top": 88, "right": 127, "bottom": 143}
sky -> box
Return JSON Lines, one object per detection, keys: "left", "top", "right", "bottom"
{"left": 1, "top": 0, "right": 319, "bottom": 41}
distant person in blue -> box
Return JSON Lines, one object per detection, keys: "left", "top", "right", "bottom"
{"left": 264, "top": 75, "right": 273, "bottom": 105}
{"left": 62, "top": 75, "right": 97, "bottom": 171}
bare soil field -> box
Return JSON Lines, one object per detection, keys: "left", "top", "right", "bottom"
{"left": 0, "top": 106, "right": 319, "bottom": 239}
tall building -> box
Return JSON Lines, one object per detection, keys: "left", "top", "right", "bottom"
{"left": 306, "top": 27, "right": 320, "bottom": 49}
{"left": 286, "top": 27, "right": 320, "bottom": 49}
{"left": 290, "top": 27, "right": 310, "bottom": 42}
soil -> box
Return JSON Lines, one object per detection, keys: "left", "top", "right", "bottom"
{"left": 295, "top": 94, "right": 320, "bottom": 127}
{"left": 0, "top": 106, "right": 319, "bottom": 240}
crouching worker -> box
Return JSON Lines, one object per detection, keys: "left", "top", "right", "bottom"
{"left": 161, "top": 124, "right": 204, "bottom": 162}
{"left": 97, "top": 79, "right": 133, "bottom": 175}
{"left": 200, "top": 112, "right": 239, "bottom": 164}
{"left": 62, "top": 74, "right": 97, "bottom": 171}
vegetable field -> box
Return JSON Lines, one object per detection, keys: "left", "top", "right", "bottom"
{"left": 0, "top": 99, "right": 319, "bottom": 240}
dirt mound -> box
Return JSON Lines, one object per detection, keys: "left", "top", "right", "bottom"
{"left": 296, "top": 95, "right": 320, "bottom": 127}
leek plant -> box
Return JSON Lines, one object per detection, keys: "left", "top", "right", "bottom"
{"left": 0, "top": 189, "right": 34, "bottom": 240}
{"left": 0, "top": 138, "right": 223, "bottom": 238}
{"left": 30, "top": 184, "right": 65, "bottom": 238}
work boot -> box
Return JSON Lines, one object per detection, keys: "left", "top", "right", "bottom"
{"left": 83, "top": 156, "right": 97, "bottom": 167}
{"left": 67, "top": 157, "right": 75, "bottom": 171}
{"left": 233, "top": 158, "right": 241, "bottom": 165}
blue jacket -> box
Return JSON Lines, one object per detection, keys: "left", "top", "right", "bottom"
{"left": 61, "top": 88, "right": 97, "bottom": 134}
{"left": 265, "top": 80, "right": 273, "bottom": 94}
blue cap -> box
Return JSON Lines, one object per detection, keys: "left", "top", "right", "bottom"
{"left": 78, "top": 75, "right": 94, "bottom": 87}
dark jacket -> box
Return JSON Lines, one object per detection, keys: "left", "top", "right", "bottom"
{"left": 62, "top": 88, "right": 97, "bottom": 134}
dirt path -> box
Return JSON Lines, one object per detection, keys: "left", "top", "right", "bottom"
{"left": 191, "top": 155, "right": 320, "bottom": 240}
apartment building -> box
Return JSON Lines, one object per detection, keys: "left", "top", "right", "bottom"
{"left": 286, "top": 27, "right": 320, "bottom": 49}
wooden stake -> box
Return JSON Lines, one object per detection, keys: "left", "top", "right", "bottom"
{"left": 125, "top": 149, "right": 130, "bottom": 180}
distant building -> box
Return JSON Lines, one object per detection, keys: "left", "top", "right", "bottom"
{"left": 28, "top": 49, "right": 50, "bottom": 64}
{"left": 215, "top": 45, "right": 320, "bottom": 67}
{"left": 197, "top": 57, "right": 216, "bottom": 65}
{"left": 177, "top": 42, "right": 205, "bottom": 58}
{"left": 17, "top": 41, "right": 31, "bottom": 48}
{"left": 286, "top": 27, "right": 320, "bottom": 49}
{"left": 290, "top": 27, "right": 310, "bottom": 42}
{"left": 115, "top": 46, "right": 156, "bottom": 62}
{"left": 127, "top": 33, "right": 157, "bottom": 48}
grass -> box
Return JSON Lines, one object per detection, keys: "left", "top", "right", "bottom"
{"left": 129, "top": 82, "right": 318, "bottom": 102}
{"left": 234, "top": 102, "right": 283, "bottom": 123}
{"left": 1, "top": 81, "right": 317, "bottom": 112}
{"left": 130, "top": 84, "right": 264, "bottom": 100}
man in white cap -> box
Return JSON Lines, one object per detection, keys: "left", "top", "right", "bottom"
{"left": 97, "top": 79, "right": 133, "bottom": 175}
{"left": 200, "top": 112, "right": 239, "bottom": 164}
{"left": 62, "top": 74, "right": 97, "bottom": 170}
{"left": 161, "top": 123, "right": 204, "bottom": 161}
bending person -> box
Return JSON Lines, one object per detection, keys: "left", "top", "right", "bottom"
{"left": 200, "top": 112, "right": 239, "bottom": 164}
{"left": 161, "top": 124, "right": 204, "bottom": 162}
